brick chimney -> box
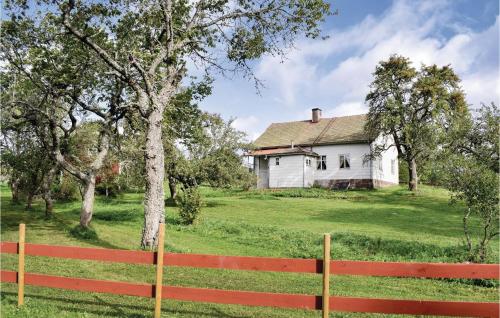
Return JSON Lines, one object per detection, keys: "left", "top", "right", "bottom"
{"left": 312, "top": 108, "right": 322, "bottom": 123}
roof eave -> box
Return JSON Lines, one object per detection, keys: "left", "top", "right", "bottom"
{"left": 254, "top": 139, "right": 370, "bottom": 150}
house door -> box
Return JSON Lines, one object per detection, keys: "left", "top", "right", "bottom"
{"left": 258, "top": 157, "right": 269, "bottom": 188}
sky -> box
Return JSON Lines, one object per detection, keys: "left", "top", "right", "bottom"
{"left": 196, "top": 0, "right": 500, "bottom": 141}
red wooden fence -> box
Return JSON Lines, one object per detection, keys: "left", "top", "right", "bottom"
{"left": 1, "top": 229, "right": 499, "bottom": 317}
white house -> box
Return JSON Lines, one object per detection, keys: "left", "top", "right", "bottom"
{"left": 250, "top": 108, "right": 398, "bottom": 189}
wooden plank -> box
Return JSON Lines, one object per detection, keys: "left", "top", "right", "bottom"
{"left": 162, "top": 286, "right": 322, "bottom": 310}
{"left": 164, "top": 253, "right": 321, "bottom": 273}
{"left": 330, "top": 296, "right": 499, "bottom": 318}
{"left": 18, "top": 224, "right": 25, "bottom": 306}
{"left": 2, "top": 269, "right": 498, "bottom": 317}
{"left": 4, "top": 240, "right": 499, "bottom": 279}
{"left": 0, "top": 242, "right": 18, "bottom": 254}
{"left": 24, "top": 243, "right": 155, "bottom": 265}
{"left": 23, "top": 272, "right": 154, "bottom": 297}
{"left": 154, "top": 223, "right": 165, "bottom": 318}
{"left": 1, "top": 270, "right": 17, "bottom": 283}
{"left": 331, "top": 260, "right": 500, "bottom": 279}
{"left": 322, "top": 234, "right": 330, "bottom": 318}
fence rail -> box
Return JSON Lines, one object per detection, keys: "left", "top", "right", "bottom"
{"left": 0, "top": 224, "right": 499, "bottom": 318}
{"left": 1, "top": 241, "right": 497, "bottom": 278}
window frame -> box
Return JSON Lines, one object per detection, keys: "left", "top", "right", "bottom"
{"left": 275, "top": 157, "right": 280, "bottom": 166}
{"left": 317, "top": 155, "right": 327, "bottom": 171}
{"left": 362, "top": 156, "right": 370, "bottom": 168}
{"left": 305, "top": 158, "right": 312, "bottom": 167}
{"left": 339, "top": 154, "right": 351, "bottom": 169}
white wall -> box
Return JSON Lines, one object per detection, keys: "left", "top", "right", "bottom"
{"left": 311, "top": 144, "right": 372, "bottom": 182}
{"left": 304, "top": 155, "right": 315, "bottom": 187}
{"left": 269, "top": 155, "right": 304, "bottom": 188}
{"left": 371, "top": 135, "right": 399, "bottom": 184}
{"left": 255, "top": 156, "right": 270, "bottom": 188}
{"left": 253, "top": 139, "right": 398, "bottom": 189}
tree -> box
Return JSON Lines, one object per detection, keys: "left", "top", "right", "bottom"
{"left": 365, "top": 55, "right": 468, "bottom": 191}
{"left": 8, "top": 0, "right": 331, "bottom": 247}
{"left": 1, "top": 17, "right": 126, "bottom": 227}
{"left": 445, "top": 103, "right": 499, "bottom": 263}
{"left": 0, "top": 67, "right": 60, "bottom": 214}
{"left": 0, "top": 125, "right": 58, "bottom": 213}
{"left": 190, "top": 114, "right": 255, "bottom": 189}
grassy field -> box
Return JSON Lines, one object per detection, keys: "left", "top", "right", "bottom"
{"left": 1, "top": 184, "right": 498, "bottom": 317}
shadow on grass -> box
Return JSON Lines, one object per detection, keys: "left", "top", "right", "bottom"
{"left": 332, "top": 232, "right": 468, "bottom": 262}
{"left": 205, "top": 200, "right": 227, "bottom": 208}
{"left": 1, "top": 204, "right": 124, "bottom": 250}
{"left": 1, "top": 292, "right": 250, "bottom": 318}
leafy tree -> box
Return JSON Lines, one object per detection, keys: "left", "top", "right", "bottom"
{"left": 0, "top": 126, "right": 57, "bottom": 213}
{"left": 445, "top": 103, "right": 499, "bottom": 263}
{"left": 177, "top": 186, "right": 203, "bottom": 225}
{"left": 7, "top": 0, "right": 331, "bottom": 247}
{"left": 190, "top": 114, "right": 255, "bottom": 189}
{"left": 1, "top": 17, "right": 126, "bottom": 227}
{"left": 0, "top": 69, "right": 59, "bottom": 214}
{"left": 365, "top": 55, "right": 468, "bottom": 191}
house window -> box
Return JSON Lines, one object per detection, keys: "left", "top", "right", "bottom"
{"left": 391, "top": 159, "right": 396, "bottom": 175}
{"left": 317, "top": 156, "right": 327, "bottom": 170}
{"left": 378, "top": 158, "right": 383, "bottom": 171}
{"left": 275, "top": 158, "right": 280, "bottom": 166}
{"left": 339, "top": 154, "right": 350, "bottom": 169}
{"left": 305, "top": 158, "right": 312, "bottom": 167}
{"left": 362, "top": 157, "right": 370, "bottom": 168}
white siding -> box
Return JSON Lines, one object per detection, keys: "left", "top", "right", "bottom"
{"left": 371, "top": 135, "right": 399, "bottom": 184}
{"left": 253, "top": 138, "right": 398, "bottom": 189}
{"left": 269, "top": 155, "right": 304, "bottom": 188}
{"left": 255, "top": 156, "right": 270, "bottom": 188}
{"left": 304, "top": 156, "right": 315, "bottom": 187}
{"left": 311, "top": 144, "right": 372, "bottom": 182}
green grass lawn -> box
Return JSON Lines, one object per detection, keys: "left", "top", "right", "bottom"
{"left": 1, "top": 184, "right": 498, "bottom": 317}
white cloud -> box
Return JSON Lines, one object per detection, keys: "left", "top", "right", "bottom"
{"left": 255, "top": 0, "right": 499, "bottom": 115}
{"left": 231, "top": 115, "right": 262, "bottom": 141}
{"left": 325, "top": 102, "right": 368, "bottom": 117}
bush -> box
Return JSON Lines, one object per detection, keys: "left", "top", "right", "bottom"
{"left": 177, "top": 187, "right": 202, "bottom": 225}
{"left": 69, "top": 225, "right": 98, "bottom": 240}
{"left": 95, "top": 182, "right": 121, "bottom": 197}
{"left": 52, "top": 175, "right": 80, "bottom": 201}
{"left": 237, "top": 169, "right": 257, "bottom": 191}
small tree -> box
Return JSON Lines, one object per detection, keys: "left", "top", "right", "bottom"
{"left": 365, "top": 55, "right": 468, "bottom": 191}
{"left": 447, "top": 159, "right": 498, "bottom": 263}
{"left": 177, "top": 186, "right": 202, "bottom": 225}
{"left": 445, "top": 103, "right": 499, "bottom": 262}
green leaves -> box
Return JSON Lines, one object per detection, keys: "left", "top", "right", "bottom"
{"left": 365, "top": 54, "right": 468, "bottom": 191}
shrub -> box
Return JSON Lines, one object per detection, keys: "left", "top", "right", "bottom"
{"left": 177, "top": 187, "right": 202, "bottom": 225}
{"left": 69, "top": 225, "right": 98, "bottom": 240}
{"left": 237, "top": 170, "right": 257, "bottom": 191}
{"left": 95, "top": 183, "right": 121, "bottom": 197}
{"left": 52, "top": 175, "right": 80, "bottom": 201}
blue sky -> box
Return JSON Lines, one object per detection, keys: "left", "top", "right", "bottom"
{"left": 197, "top": 0, "right": 499, "bottom": 141}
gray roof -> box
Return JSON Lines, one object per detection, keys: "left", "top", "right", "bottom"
{"left": 254, "top": 114, "right": 368, "bottom": 149}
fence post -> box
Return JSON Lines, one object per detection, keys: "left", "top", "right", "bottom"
{"left": 322, "top": 233, "right": 331, "bottom": 318}
{"left": 18, "top": 223, "right": 26, "bottom": 306}
{"left": 154, "top": 223, "right": 165, "bottom": 318}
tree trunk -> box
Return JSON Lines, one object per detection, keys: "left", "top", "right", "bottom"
{"left": 10, "top": 177, "right": 21, "bottom": 203}
{"left": 44, "top": 196, "right": 54, "bottom": 216}
{"left": 408, "top": 158, "right": 418, "bottom": 191}
{"left": 80, "top": 176, "right": 96, "bottom": 227}
{"left": 42, "top": 165, "right": 57, "bottom": 217}
{"left": 25, "top": 193, "right": 34, "bottom": 210}
{"left": 141, "top": 108, "right": 165, "bottom": 249}
{"left": 168, "top": 176, "right": 177, "bottom": 200}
